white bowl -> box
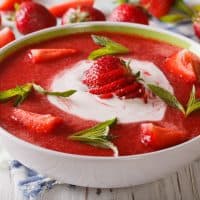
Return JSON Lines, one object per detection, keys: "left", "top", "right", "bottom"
{"left": 1, "top": 22, "right": 200, "bottom": 188}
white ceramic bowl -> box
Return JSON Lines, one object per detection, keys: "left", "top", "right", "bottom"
{"left": 1, "top": 22, "right": 200, "bottom": 188}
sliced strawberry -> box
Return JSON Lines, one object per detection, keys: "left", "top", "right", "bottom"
{"left": 0, "top": 27, "right": 15, "bottom": 48}
{"left": 83, "top": 68, "right": 126, "bottom": 88}
{"left": 29, "top": 48, "right": 77, "bottom": 63}
{"left": 89, "top": 78, "right": 129, "bottom": 95}
{"left": 140, "top": 123, "right": 187, "bottom": 150}
{"left": 164, "top": 50, "right": 200, "bottom": 83}
{"left": 82, "top": 55, "right": 145, "bottom": 99}
{"left": 49, "top": 0, "right": 94, "bottom": 18}
{"left": 0, "top": 0, "right": 30, "bottom": 11}
{"left": 11, "top": 108, "right": 62, "bottom": 135}
{"left": 140, "top": 0, "right": 174, "bottom": 18}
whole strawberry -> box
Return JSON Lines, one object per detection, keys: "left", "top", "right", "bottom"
{"left": 82, "top": 55, "right": 145, "bottom": 99}
{"left": 15, "top": 2, "right": 57, "bottom": 34}
{"left": 62, "top": 6, "right": 105, "bottom": 24}
{"left": 140, "top": 0, "right": 174, "bottom": 18}
{"left": 193, "top": 12, "right": 200, "bottom": 39}
{"left": 108, "top": 3, "right": 149, "bottom": 25}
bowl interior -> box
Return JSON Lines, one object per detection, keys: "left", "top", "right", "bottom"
{"left": 1, "top": 22, "right": 200, "bottom": 160}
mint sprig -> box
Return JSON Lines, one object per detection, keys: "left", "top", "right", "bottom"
{"left": 68, "top": 118, "right": 118, "bottom": 156}
{"left": 148, "top": 84, "right": 185, "bottom": 115}
{"left": 33, "top": 84, "right": 76, "bottom": 97}
{"left": 88, "top": 35, "right": 130, "bottom": 60}
{"left": 148, "top": 84, "right": 200, "bottom": 117}
{"left": 0, "top": 83, "right": 32, "bottom": 106}
{"left": 0, "top": 83, "right": 76, "bottom": 106}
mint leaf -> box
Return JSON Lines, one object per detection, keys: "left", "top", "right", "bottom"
{"left": 89, "top": 35, "right": 130, "bottom": 60}
{"left": 68, "top": 118, "right": 118, "bottom": 156}
{"left": 0, "top": 83, "right": 32, "bottom": 106}
{"left": 148, "top": 84, "right": 185, "bottom": 114}
{"left": 33, "top": 84, "right": 76, "bottom": 97}
{"left": 160, "top": 14, "right": 189, "bottom": 23}
{"left": 186, "top": 85, "right": 200, "bottom": 116}
{"left": 174, "top": 0, "right": 194, "bottom": 17}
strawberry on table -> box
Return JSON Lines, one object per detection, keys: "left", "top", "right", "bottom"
{"left": 193, "top": 12, "right": 200, "bottom": 39}
{"left": 0, "top": 0, "right": 30, "bottom": 11}
{"left": 0, "top": 27, "right": 15, "bottom": 48}
{"left": 29, "top": 48, "right": 78, "bottom": 63}
{"left": 140, "top": 0, "right": 175, "bottom": 18}
{"left": 140, "top": 123, "right": 187, "bottom": 150}
{"left": 82, "top": 55, "right": 145, "bottom": 99}
{"left": 11, "top": 108, "right": 62, "bottom": 135}
{"left": 164, "top": 50, "right": 200, "bottom": 83}
{"left": 61, "top": 6, "right": 105, "bottom": 24}
{"left": 15, "top": 1, "right": 57, "bottom": 35}
{"left": 49, "top": 0, "right": 94, "bottom": 18}
{"left": 108, "top": 3, "right": 149, "bottom": 25}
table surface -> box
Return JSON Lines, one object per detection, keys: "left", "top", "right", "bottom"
{"left": 1, "top": 158, "right": 200, "bottom": 200}
{"left": 1, "top": 0, "right": 200, "bottom": 199}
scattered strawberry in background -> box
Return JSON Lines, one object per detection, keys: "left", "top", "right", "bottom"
{"left": 11, "top": 108, "right": 62, "bottom": 135}
{"left": 49, "top": 0, "right": 94, "bottom": 17}
{"left": 29, "top": 48, "right": 78, "bottom": 63}
{"left": 140, "top": 123, "right": 187, "bottom": 150}
{"left": 0, "top": 0, "right": 31, "bottom": 11}
{"left": 62, "top": 6, "right": 105, "bottom": 24}
{"left": 0, "top": 27, "right": 15, "bottom": 48}
{"left": 140, "top": 0, "right": 175, "bottom": 18}
{"left": 15, "top": 1, "right": 57, "bottom": 34}
{"left": 108, "top": 3, "right": 149, "bottom": 25}
{"left": 82, "top": 55, "right": 146, "bottom": 99}
{"left": 193, "top": 12, "right": 200, "bottom": 39}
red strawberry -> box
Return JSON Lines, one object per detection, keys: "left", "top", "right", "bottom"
{"left": 82, "top": 55, "right": 145, "bottom": 99}
{"left": 108, "top": 3, "right": 149, "bottom": 25}
{"left": 164, "top": 50, "right": 200, "bottom": 83}
{"left": 0, "top": 27, "right": 15, "bottom": 48}
{"left": 140, "top": 123, "right": 187, "bottom": 150}
{"left": 49, "top": 0, "right": 94, "bottom": 18}
{"left": 29, "top": 48, "right": 77, "bottom": 63}
{"left": 11, "top": 108, "right": 62, "bottom": 135}
{"left": 193, "top": 12, "right": 200, "bottom": 39}
{"left": 0, "top": 0, "right": 30, "bottom": 11}
{"left": 15, "top": 2, "right": 57, "bottom": 35}
{"left": 61, "top": 6, "right": 105, "bottom": 24}
{"left": 140, "top": 0, "right": 174, "bottom": 18}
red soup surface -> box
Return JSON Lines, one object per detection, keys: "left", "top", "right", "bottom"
{"left": 0, "top": 32, "right": 200, "bottom": 157}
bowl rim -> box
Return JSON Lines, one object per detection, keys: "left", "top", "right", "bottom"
{"left": 1, "top": 21, "right": 200, "bottom": 161}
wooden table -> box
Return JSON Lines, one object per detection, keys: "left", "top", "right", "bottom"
{"left": 1, "top": 158, "right": 200, "bottom": 200}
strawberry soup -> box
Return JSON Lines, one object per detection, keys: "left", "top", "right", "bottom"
{"left": 1, "top": 29, "right": 200, "bottom": 157}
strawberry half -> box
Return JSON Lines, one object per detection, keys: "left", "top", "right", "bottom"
{"left": 82, "top": 55, "right": 145, "bottom": 99}
{"left": 0, "top": 27, "right": 15, "bottom": 48}
{"left": 108, "top": 3, "right": 149, "bottom": 25}
{"left": 29, "top": 48, "right": 77, "bottom": 63}
{"left": 15, "top": 2, "right": 57, "bottom": 35}
{"left": 140, "top": 0, "right": 174, "bottom": 18}
{"left": 61, "top": 6, "right": 105, "bottom": 24}
{"left": 11, "top": 108, "right": 62, "bottom": 135}
{"left": 140, "top": 123, "right": 187, "bottom": 150}
{"left": 49, "top": 0, "right": 94, "bottom": 18}
{"left": 164, "top": 50, "right": 200, "bottom": 83}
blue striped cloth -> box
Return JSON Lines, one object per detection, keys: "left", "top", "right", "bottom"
{"left": 9, "top": 1, "right": 199, "bottom": 199}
